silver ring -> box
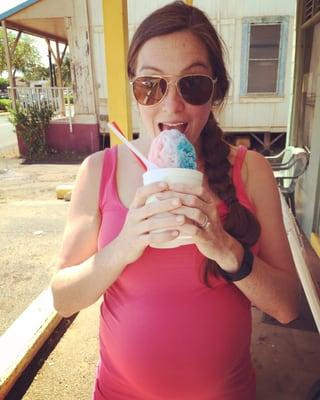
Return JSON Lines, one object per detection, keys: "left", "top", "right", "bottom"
{"left": 200, "top": 215, "right": 211, "bottom": 229}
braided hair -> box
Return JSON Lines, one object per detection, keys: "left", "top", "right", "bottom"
{"left": 201, "top": 114, "right": 260, "bottom": 283}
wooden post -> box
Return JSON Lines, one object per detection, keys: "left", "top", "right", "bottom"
{"left": 1, "top": 20, "right": 16, "bottom": 109}
{"left": 102, "top": 0, "right": 132, "bottom": 145}
{"left": 55, "top": 41, "right": 66, "bottom": 116}
{"left": 288, "top": 0, "right": 304, "bottom": 146}
{"left": 46, "top": 39, "right": 66, "bottom": 116}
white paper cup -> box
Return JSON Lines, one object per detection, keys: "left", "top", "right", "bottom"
{"left": 142, "top": 168, "right": 203, "bottom": 248}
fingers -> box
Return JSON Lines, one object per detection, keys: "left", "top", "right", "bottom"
{"left": 138, "top": 213, "right": 185, "bottom": 235}
{"left": 169, "top": 205, "right": 210, "bottom": 227}
{"left": 134, "top": 197, "right": 183, "bottom": 221}
{"left": 139, "top": 229, "right": 181, "bottom": 246}
{"left": 131, "top": 181, "right": 168, "bottom": 209}
{"left": 167, "top": 183, "right": 216, "bottom": 203}
{"left": 156, "top": 191, "right": 204, "bottom": 208}
{"left": 155, "top": 188, "right": 217, "bottom": 227}
{"left": 154, "top": 185, "right": 222, "bottom": 234}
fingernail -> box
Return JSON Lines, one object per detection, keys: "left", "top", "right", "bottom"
{"left": 176, "top": 216, "right": 184, "bottom": 223}
{"left": 172, "top": 199, "right": 180, "bottom": 206}
{"left": 158, "top": 182, "right": 167, "bottom": 188}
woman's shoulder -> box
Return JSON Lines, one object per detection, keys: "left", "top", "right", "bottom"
{"left": 80, "top": 149, "right": 109, "bottom": 172}
{"left": 243, "top": 149, "right": 279, "bottom": 207}
{"left": 74, "top": 150, "right": 107, "bottom": 189}
{"left": 245, "top": 149, "right": 274, "bottom": 178}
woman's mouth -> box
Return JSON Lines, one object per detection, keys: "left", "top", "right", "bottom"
{"left": 158, "top": 122, "right": 188, "bottom": 133}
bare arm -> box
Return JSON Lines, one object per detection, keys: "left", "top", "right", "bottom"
{"left": 50, "top": 151, "right": 126, "bottom": 317}
{"left": 51, "top": 151, "right": 186, "bottom": 317}
{"left": 234, "top": 150, "right": 300, "bottom": 323}
{"left": 156, "top": 151, "right": 300, "bottom": 323}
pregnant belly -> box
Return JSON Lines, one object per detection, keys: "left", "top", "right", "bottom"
{"left": 99, "top": 284, "right": 252, "bottom": 399}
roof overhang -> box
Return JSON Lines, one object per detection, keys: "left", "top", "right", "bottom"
{"left": 0, "top": 0, "right": 72, "bottom": 43}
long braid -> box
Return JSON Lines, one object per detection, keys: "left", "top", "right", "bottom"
{"left": 201, "top": 113, "right": 261, "bottom": 284}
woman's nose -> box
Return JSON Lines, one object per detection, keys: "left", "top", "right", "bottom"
{"left": 161, "top": 82, "right": 185, "bottom": 113}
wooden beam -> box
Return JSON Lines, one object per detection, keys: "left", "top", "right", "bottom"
{"left": 4, "top": 21, "right": 67, "bottom": 44}
{"left": 46, "top": 39, "right": 58, "bottom": 64}
{"left": 55, "top": 41, "right": 65, "bottom": 116}
{"left": 61, "top": 43, "right": 68, "bottom": 62}
{"left": 102, "top": 0, "right": 132, "bottom": 144}
{"left": 1, "top": 20, "right": 16, "bottom": 109}
{"left": 10, "top": 31, "right": 22, "bottom": 58}
{"left": 301, "top": 10, "right": 320, "bottom": 30}
{"left": 289, "top": 0, "right": 304, "bottom": 146}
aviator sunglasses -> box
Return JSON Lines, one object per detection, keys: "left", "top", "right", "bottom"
{"left": 130, "top": 74, "right": 217, "bottom": 106}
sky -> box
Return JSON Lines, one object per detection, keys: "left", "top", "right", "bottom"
{"left": 1, "top": 0, "right": 52, "bottom": 66}
{"left": 0, "top": 0, "right": 25, "bottom": 15}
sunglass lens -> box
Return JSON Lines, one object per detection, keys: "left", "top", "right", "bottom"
{"left": 133, "top": 77, "right": 167, "bottom": 105}
{"left": 179, "top": 76, "right": 213, "bottom": 105}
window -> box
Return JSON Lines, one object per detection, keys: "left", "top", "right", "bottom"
{"left": 241, "top": 17, "right": 289, "bottom": 96}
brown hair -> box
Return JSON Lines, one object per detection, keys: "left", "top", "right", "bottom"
{"left": 127, "top": 1, "right": 260, "bottom": 284}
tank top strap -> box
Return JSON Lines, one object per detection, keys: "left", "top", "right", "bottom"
{"left": 99, "top": 146, "right": 118, "bottom": 211}
{"left": 232, "top": 145, "right": 253, "bottom": 209}
{"left": 232, "top": 145, "right": 247, "bottom": 184}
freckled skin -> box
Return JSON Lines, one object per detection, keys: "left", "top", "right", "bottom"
{"left": 135, "top": 30, "right": 214, "bottom": 161}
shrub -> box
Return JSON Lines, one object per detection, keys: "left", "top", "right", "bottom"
{"left": 0, "top": 98, "right": 11, "bottom": 111}
{"left": 0, "top": 77, "right": 9, "bottom": 91}
{"left": 8, "top": 102, "right": 54, "bottom": 159}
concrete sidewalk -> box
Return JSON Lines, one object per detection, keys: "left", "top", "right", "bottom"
{"left": 0, "top": 156, "right": 80, "bottom": 334}
{"left": 5, "top": 301, "right": 100, "bottom": 400}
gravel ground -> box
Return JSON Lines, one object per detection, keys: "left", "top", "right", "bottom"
{"left": 0, "top": 154, "right": 81, "bottom": 335}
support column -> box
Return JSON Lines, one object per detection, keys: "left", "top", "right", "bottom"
{"left": 1, "top": 20, "right": 16, "bottom": 109}
{"left": 102, "top": 0, "right": 132, "bottom": 145}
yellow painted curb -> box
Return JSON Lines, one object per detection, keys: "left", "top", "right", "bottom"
{"left": 311, "top": 232, "right": 320, "bottom": 258}
{"left": 0, "top": 288, "right": 62, "bottom": 398}
{"left": 56, "top": 184, "right": 74, "bottom": 200}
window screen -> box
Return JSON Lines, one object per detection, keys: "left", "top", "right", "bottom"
{"left": 247, "top": 24, "right": 281, "bottom": 93}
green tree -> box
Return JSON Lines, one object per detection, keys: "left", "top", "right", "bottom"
{"left": 61, "top": 54, "right": 71, "bottom": 86}
{"left": 0, "top": 29, "right": 44, "bottom": 81}
{"left": 23, "top": 65, "right": 49, "bottom": 82}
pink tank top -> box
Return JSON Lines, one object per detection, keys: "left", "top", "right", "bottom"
{"left": 93, "top": 146, "right": 257, "bottom": 400}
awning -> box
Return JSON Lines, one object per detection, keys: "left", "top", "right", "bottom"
{"left": 0, "top": 0, "right": 71, "bottom": 43}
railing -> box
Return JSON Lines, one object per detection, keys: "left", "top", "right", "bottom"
{"left": 8, "top": 86, "right": 74, "bottom": 132}
{"left": 8, "top": 86, "right": 74, "bottom": 119}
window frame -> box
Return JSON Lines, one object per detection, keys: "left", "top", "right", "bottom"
{"left": 240, "top": 16, "right": 289, "bottom": 96}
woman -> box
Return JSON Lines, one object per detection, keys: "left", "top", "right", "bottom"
{"left": 51, "top": 2, "right": 300, "bottom": 399}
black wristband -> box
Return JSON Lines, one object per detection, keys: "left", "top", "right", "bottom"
{"left": 219, "top": 244, "right": 254, "bottom": 282}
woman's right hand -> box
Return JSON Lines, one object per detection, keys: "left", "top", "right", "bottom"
{"left": 113, "top": 181, "right": 185, "bottom": 265}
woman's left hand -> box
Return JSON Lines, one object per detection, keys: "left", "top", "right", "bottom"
{"left": 155, "top": 182, "right": 243, "bottom": 271}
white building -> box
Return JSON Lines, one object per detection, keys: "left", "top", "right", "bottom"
{"left": 91, "top": 0, "right": 297, "bottom": 154}
{"left": 1, "top": 0, "right": 296, "bottom": 154}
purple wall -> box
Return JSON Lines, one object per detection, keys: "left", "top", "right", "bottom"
{"left": 47, "top": 121, "right": 100, "bottom": 154}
